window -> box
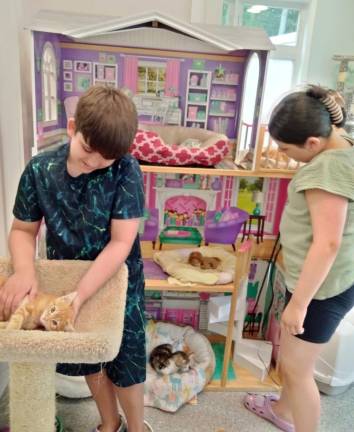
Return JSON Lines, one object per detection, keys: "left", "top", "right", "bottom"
{"left": 234, "top": 1, "right": 309, "bottom": 121}
{"left": 242, "top": 3, "right": 300, "bottom": 46}
{"left": 138, "top": 61, "right": 166, "bottom": 96}
{"left": 41, "top": 42, "right": 58, "bottom": 124}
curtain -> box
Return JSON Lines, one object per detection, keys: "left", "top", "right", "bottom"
{"left": 123, "top": 56, "right": 138, "bottom": 94}
{"left": 164, "top": 60, "right": 180, "bottom": 97}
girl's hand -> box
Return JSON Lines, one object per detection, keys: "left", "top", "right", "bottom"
{"left": 281, "top": 299, "right": 307, "bottom": 336}
{"left": 0, "top": 271, "right": 38, "bottom": 320}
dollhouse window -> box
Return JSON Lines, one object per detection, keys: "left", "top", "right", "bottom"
{"left": 41, "top": 42, "right": 58, "bottom": 124}
{"left": 138, "top": 61, "right": 166, "bottom": 96}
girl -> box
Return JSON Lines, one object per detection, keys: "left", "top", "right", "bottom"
{"left": 244, "top": 86, "right": 354, "bottom": 432}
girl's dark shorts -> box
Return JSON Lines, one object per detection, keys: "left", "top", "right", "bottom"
{"left": 285, "top": 283, "right": 354, "bottom": 344}
{"left": 57, "top": 276, "right": 146, "bottom": 388}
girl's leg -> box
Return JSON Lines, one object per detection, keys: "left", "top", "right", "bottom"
{"left": 272, "top": 330, "right": 325, "bottom": 432}
{"left": 85, "top": 371, "right": 121, "bottom": 432}
{"left": 116, "top": 383, "right": 144, "bottom": 432}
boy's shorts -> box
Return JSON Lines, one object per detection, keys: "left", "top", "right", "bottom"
{"left": 285, "top": 283, "right": 354, "bottom": 344}
{"left": 57, "top": 276, "right": 146, "bottom": 388}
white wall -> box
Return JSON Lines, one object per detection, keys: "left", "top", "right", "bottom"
{"left": 0, "top": 1, "right": 26, "bottom": 255}
{"left": 306, "top": 0, "right": 354, "bottom": 87}
{"left": 23, "top": 0, "right": 193, "bottom": 22}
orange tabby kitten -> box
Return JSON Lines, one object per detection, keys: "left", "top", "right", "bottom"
{"left": 0, "top": 276, "right": 76, "bottom": 331}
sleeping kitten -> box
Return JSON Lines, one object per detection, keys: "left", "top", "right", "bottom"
{"left": 188, "top": 252, "right": 221, "bottom": 270}
{"left": 149, "top": 344, "right": 192, "bottom": 375}
{"left": 0, "top": 277, "right": 76, "bottom": 331}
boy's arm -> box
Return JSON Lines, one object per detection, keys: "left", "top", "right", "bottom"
{"left": 281, "top": 189, "right": 348, "bottom": 335}
{"left": 73, "top": 217, "right": 141, "bottom": 314}
{"left": 0, "top": 218, "right": 41, "bottom": 320}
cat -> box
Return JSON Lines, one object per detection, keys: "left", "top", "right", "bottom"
{"left": 149, "top": 343, "right": 193, "bottom": 375}
{"left": 188, "top": 252, "right": 221, "bottom": 270}
{"left": 0, "top": 276, "right": 76, "bottom": 331}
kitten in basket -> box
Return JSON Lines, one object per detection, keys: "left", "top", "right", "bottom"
{"left": 0, "top": 275, "right": 76, "bottom": 331}
{"left": 149, "top": 343, "right": 194, "bottom": 375}
{"left": 188, "top": 251, "right": 221, "bottom": 270}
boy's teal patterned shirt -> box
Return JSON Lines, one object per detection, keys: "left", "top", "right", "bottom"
{"left": 13, "top": 144, "right": 145, "bottom": 272}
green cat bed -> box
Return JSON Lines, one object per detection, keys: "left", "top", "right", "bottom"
{"left": 211, "top": 343, "right": 236, "bottom": 380}
{"left": 0, "top": 258, "right": 128, "bottom": 432}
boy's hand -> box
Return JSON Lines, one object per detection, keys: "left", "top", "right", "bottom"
{"left": 280, "top": 299, "right": 306, "bottom": 336}
{"left": 0, "top": 272, "right": 38, "bottom": 320}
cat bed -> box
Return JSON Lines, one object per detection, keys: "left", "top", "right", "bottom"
{"left": 153, "top": 246, "right": 236, "bottom": 285}
{"left": 0, "top": 258, "right": 128, "bottom": 432}
{"left": 56, "top": 321, "right": 216, "bottom": 412}
{"left": 144, "top": 320, "right": 215, "bottom": 412}
{"left": 131, "top": 125, "right": 228, "bottom": 166}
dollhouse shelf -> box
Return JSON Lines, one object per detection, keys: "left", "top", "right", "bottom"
{"left": 140, "top": 164, "right": 295, "bottom": 179}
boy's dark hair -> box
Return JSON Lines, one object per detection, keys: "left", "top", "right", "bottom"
{"left": 75, "top": 85, "right": 138, "bottom": 159}
{"left": 268, "top": 85, "right": 347, "bottom": 146}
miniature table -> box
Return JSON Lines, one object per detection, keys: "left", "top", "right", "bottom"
{"left": 241, "top": 215, "right": 265, "bottom": 244}
{"left": 159, "top": 226, "right": 202, "bottom": 249}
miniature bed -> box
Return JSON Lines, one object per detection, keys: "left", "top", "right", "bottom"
{"left": 131, "top": 124, "right": 229, "bottom": 166}
{"left": 153, "top": 246, "right": 236, "bottom": 285}
{"left": 0, "top": 258, "right": 128, "bottom": 432}
{"left": 144, "top": 320, "right": 215, "bottom": 412}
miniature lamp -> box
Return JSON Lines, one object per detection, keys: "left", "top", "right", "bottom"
{"left": 252, "top": 191, "right": 264, "bottom": 216}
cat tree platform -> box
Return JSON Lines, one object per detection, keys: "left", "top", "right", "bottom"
{"left": 0, "top": 258, "right": 128, "bottom": 432}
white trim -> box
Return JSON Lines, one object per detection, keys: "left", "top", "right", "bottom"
{"left": 139, "top": 60, "right": 166, "bottom": 68}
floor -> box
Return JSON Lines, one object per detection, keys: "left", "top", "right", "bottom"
{"left": 1, "top": 385, "right": 353, "bottom": 432}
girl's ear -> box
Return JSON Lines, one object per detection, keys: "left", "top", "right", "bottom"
{"left": 67, "top": 118, "right": 76, "bottom": 138}
{"left": 60, "top": 291, "right": 77, "bottom": 305}
{"left": 304, "top": 136, "right": 321, "bottom": 152}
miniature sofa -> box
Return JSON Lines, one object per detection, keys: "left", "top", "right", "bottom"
{"left": 131, "top": 124, "right": 229, "bottom": 166}
{"left": 0, "top": 258, "right": 128, "bottom": 432}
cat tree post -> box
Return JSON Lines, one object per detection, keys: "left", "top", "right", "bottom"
{"left": 0, "top": 258, "right": 128, "bottom": 432}
{"left": 10, "top": 363, "right": 56, "bottom": 432}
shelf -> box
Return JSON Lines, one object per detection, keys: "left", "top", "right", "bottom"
{"left": 189, "top": 85, "right": 209, "bottom": 90}
{"left": 139, "top": 163, "right": 295, "bottom": 179}
{"left": 210, "top": 97, "right": 237, "bottom": 102}
{"left": 186, "top": 118, "right": 206, "bottom": 122}
{"left": 187, "top": 101, "right": 208, "bottom": 106}
{"left": 212, "top": 80, "right": 239, "bottom": 86}
{"left": 209, "top": 112, "right": 235, "bottom": 117}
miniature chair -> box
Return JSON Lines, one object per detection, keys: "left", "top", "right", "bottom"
{"left": 0, "top": 258, "right": 128, "bottom": 432}
{"left": 140, "top": 208, "right": 159, "bottom": 249}
{"left": 204, "top": 207, "right": 249, "bottom": 251}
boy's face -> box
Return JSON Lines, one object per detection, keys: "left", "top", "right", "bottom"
{"left": 67, "top": 119, "right": 115, "bottom": 174}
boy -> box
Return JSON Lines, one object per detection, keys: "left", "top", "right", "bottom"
{"left": 0, "top": 86, "right": 150, "bottom": 432}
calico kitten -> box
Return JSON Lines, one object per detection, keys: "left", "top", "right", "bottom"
{"left": 0, "top": 277, "right": 76, "bottom": 331}
{"left": 149, "top": 344, "right": 192, "bottom": 375}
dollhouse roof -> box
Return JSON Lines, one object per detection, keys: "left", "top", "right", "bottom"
{"left": 27, "top": 10, "right": 274, "bottom": 53}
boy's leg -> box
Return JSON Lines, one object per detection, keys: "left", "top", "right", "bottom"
{"left": 85, "top": 370, "right": 122, "bottom": 432}
{"left": 272, "top": 330, "right": 325, "bottom": 432}
{"left": 116, "top": 383, "right": 144, "bottom": 432}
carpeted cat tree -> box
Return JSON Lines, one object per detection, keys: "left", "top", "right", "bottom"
{"left": 0, "top": 258, "right": 128, "bottom": 432}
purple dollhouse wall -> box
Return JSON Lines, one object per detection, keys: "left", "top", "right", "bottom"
{"left": 33, "top": 31, "right": 265, "bottom": 140}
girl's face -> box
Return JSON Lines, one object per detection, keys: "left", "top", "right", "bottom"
{"left": 67, "top": 120, "right": 115, "bottom": 174}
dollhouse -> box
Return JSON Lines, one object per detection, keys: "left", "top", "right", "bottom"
{"left": 28, "top": 11, "right": 293, "bottom": 389}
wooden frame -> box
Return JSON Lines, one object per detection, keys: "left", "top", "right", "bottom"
{"left": 145, "top": 238, "right": 255, "bottom": 388}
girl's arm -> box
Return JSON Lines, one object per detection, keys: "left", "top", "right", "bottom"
{"left": 281, "top": 189, "right": 348, "bottom": 335}
{"left": 0, "top": 218, "right": 41, "bottom": 320}
{"left": 73, "top": 218, "right": 140, "bottom": 313}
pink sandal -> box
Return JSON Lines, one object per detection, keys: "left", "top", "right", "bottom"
{"left": 244, "top": 393, "right": 295, "bottom": 432}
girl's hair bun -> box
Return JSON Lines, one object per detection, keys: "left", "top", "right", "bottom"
{"left": 307, "top": 85, "right": 345, "bottom": 126}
